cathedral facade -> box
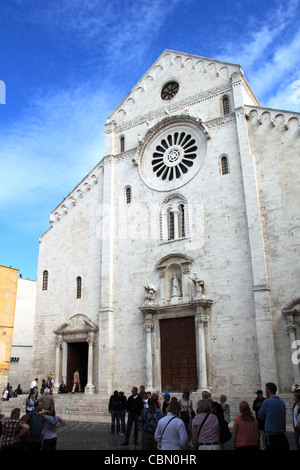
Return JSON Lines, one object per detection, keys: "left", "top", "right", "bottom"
{"left": 32, "top": 50, "right": 300, "bottom": 396}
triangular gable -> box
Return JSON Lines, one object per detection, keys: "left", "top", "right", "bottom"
{"left": 107, "top": 49, "right": 256, "bottom": 125}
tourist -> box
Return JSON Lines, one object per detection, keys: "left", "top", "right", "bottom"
{"left": 25, "top": 392, "right": 35, "bottom": 414}
{"left": 252, "top": 389, "right": 266, "bottom": 449}
{"left": 292, "top": 389, "right": 300, "bottom": 450}
{"left": 219, "top": 394, "right": 230, "bottom": 424}
{"left": 37, "top": 389, "right": 55, "bottom": 415}
{"left": 155, "top": 400, "right": 188, "bottom": 450}
{"left": 1, "top": 408, "right": 29, "bottom": 450}
{"left": 108, "top": 390, "right": 121, "bottom": 434}
{"left": 27, "top": 400, "right": 45, "bottom": 450}
{"left": 192, "top": 399, "right": 220, "bottom": 450}
{"left": 39, "top": 408, "right": 66, "bottom": 450}
{"left": 30, "top": 377, "right": 39, "bottom": 398}
{"left": 258, "top": 382, "right": 289, "bottom": 450}
{"left": 162, "top": 392, "right": 171, "bottom": 416}
{"left": 122, "top": 386, "right": 144, "bottom": 446}
{"left": 72, "top": 369, "right": 81, "bottom": 393}
{"left": 118, "top": 391, "right": 127, "bottom": 435}
{"left": 179, "top": 389, "right": 194, "bottom": 441}
{"left": 232, "top": 401, "right": 259, "bottom": 450}
{"left": 139, "top": 397, "right": 162, "bottom": 449}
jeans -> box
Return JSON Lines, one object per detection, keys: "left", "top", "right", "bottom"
{"left": 125, "top": 412, "right": 140, "bottom": 443}
{"left": 119, "top": 409, "right": 126, "bottom": 433}
{"left": 111, "top": 410, "right": 120, "bottom": 433}
{"left": 294, "top": 428, "right": 300, "bottom": 450}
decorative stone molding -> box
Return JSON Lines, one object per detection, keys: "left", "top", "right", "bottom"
{"left": 113, "top": 81, "right": 234, "bottom": 134}
{"left": 49, "top": 167, "right": 102, "bottom": 225}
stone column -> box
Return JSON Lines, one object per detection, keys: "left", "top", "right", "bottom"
{"left": 195, "top": 312, "right": 209, "bottom": 390}
{"left": 173, "top": 209, "right": 180, "bottom": 239}
{"left": 144, "top": 317, "right": 154, "bottom": 390}
{"left": 85, "top": 332, "right": 95, "bottom": 394}
{"left": 54, "top": 335, "right": 63, "bottom": 392}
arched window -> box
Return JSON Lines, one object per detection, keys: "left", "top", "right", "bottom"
{"left": 76, "top": 276, "right": 82, "bottom": 299}
{"left": 42, "top": 270, "right": 48, "bottom": 291}
{"left": 221, "top": 155, "right": 229, "bottom": 175}
{"left": 125, "top": 186, "right": 132, "bottom": 204}
{"left": 161, "top": 195, "right": 188, "bottom": 242}
{"left": 168, "top": 209, "right": 175, "bottom": 240}
{"left": 222, "top": 95, "right": 230, "bottom": 115}
{"left": 120, "top": 136, "right": 125, "bottom": 153}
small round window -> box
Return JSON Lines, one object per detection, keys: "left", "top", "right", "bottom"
{"left": 161, "top": 81, "right": 179, "bottom": 100}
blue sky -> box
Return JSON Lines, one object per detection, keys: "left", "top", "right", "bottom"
{"left": 0, "top": 0, "right": 299, "bottom": 280}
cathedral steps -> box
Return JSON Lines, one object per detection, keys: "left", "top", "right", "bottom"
{"left": 0, "top": 392, "right": 295, "bottom": 430}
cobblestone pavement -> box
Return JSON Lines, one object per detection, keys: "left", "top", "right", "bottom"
{"left": 55, "top": 422, "right": 297, "bottom": 451}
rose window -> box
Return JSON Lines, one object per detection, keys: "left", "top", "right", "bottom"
{"left": 152, "top": 132, "right": 197, "bottom": 181}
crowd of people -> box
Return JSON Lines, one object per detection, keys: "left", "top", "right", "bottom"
{"left": 0, "top": 374, "right": 65, "bottom": 450}
{"left": 108, "top": 383, "right": 300, "bottom": 450}
{"left": 1, "top": 379, "right": 299, "bottom": 450}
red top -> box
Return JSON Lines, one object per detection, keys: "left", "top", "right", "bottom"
{"left": 234, "top": 415, "right": 259, "bottom": 447}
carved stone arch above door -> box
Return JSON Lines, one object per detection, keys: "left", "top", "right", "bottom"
{"left": 54, "top": 314, "right": 98, "bottom": 340}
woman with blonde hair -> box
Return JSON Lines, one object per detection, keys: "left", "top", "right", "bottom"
{"left": 232, "top": 401, "right": 259, "bottom": 450}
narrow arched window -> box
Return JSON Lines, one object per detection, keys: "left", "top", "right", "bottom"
{"left": 222, "top": 96, "right": 230, "bottom": 115}
{"left": 120, "top": 136, "right": 125, "bottom": 153}
{"left": 168, "top": 210, "right": 175, "bottom": 240}
{"left": 221, "top": 155, "right": 229, "bottom": 175}
{"left": 42, "top": 270, "right": 48, "bottom": 291}
{"left": 125, "top": 186, "right": 132, "bottom": 204}
{"left": 179, "top": 204, "right": 185, "bottom": 238}
{"left": 161, "top": 195, "right": 189, "bottom": 242}
{"left": 76, "top": 276, "right": 82, "bottom": 299}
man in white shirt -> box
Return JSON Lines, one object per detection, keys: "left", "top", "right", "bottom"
{"left": 30, "top": 378, "right": 39, "bottom": 398}
{"left": 155, "top": 400, "right": 188, "bottom": 450}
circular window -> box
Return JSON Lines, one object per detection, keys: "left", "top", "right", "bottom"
{"left": 152, "top": 132, "right": 197, "bottom": 181}
{"left": 161, "top": 81, "right": 179, "bottom": 100}
{"left": 138, "top": 117, "right": 207, "bottom": 192}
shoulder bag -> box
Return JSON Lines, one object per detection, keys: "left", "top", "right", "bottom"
{"left": 157, "top": 416, "right": 177, "bottom": 449}
{"left": 197, "top": 413, "right": 209, "bottom": 444}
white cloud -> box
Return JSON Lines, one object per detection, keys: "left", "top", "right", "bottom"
{"left": 0, "top": 85, "right": 110, "bottom": 210}
{"left": 220, "top": 0, "right": 300, "bottom": 111}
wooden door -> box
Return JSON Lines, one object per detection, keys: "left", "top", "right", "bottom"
{"left": 160, "top": 316, "right": 198, "bottom": 392}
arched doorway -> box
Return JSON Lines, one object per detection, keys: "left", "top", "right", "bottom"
{"left": 66, "top": 342, "right": 88, "bottom": 392}
{"left": 53, "top": 314, "right": 98, "bottom": 394}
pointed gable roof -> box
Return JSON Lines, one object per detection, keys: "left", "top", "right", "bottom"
{"left": 107, "top": 49, "right": 258, "bottom": 125}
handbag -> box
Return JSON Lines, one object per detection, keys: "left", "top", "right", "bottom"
{"left": 220, "top": 420, "right": 232, "bottom": 443}
{"left": 180, "top": 410, "right": 190, "bottom": 423}
{"left": 157, "top": 416, "right": 177, "bottom": 450}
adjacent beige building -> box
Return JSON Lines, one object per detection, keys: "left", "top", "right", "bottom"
{"left": 32, "top": 50, "right": 300, "bottom": 396}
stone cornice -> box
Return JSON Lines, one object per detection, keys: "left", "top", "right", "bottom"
{"left": 139, "top": 298, "right": 213, "bottom": 315}
{"left": 111, "top": 81, "right": 233, "bottom": 134}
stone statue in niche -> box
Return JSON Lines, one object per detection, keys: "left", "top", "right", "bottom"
{"left": 143, "top": 281, "right": 157, "bottom": 305}
{"left": 190, "top": 272, "right": 205, "bottom": 298}
{"left": 171, "top": 272, "right": 181, "bottom": 297}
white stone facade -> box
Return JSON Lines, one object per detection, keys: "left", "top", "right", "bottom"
{"left": 32, "top": 50, "right": 300, "bottom": 396}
